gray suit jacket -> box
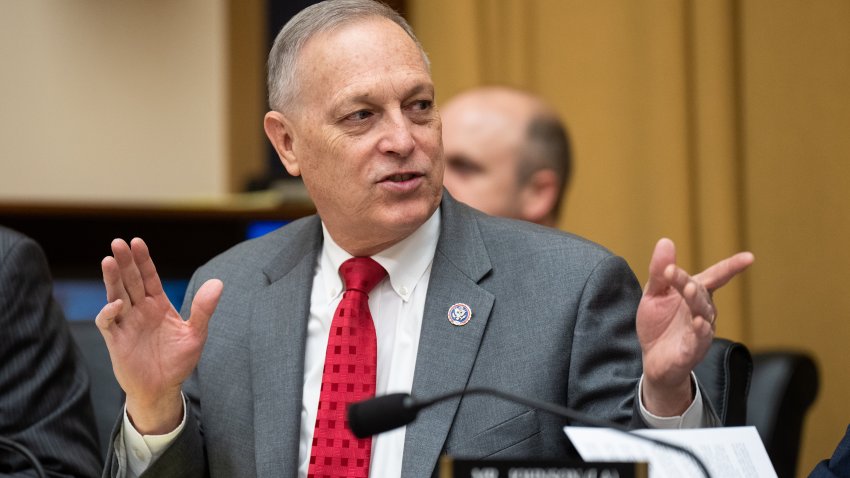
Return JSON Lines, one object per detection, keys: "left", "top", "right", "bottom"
{"left": 107, "top": 193, "right": 716, "bottom": 477}
{"left": 0, "top": 226, "right": 102, "bottom": 477}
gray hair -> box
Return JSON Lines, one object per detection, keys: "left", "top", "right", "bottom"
{"left": 518, "top": 115, "right": 573, "bottom": 215}
{"left": 267, "top": 0, "right": 429, "bottom": 112}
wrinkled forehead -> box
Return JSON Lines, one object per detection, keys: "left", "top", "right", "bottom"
{"left": 295, "top": 17, "right": 432, "bottom": 106}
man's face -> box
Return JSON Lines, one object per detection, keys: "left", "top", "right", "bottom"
{"left": 267, "top": 17, "right": 443, "bottom": 255}
{"left": 441, "top": 96, "right": 527, "bottom": 219}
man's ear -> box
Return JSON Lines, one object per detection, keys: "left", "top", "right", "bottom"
{"left": 264, "top": 111, "right": 301, "bottom": 177}
{"left": 519, "top": 169, "right": 560, "bottom": 226}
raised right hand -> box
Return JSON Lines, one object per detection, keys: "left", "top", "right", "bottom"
{"left": 96, "top": 237, "right": 222, "bottom": 434}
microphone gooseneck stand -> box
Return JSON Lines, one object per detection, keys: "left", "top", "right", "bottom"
{"left": 349, "top": 386, "right": 712, "bottom": 478}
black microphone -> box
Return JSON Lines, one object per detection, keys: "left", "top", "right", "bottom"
{"left": 0, "top": 436, "right": 47, "bottom": 478}
{"left": 348, "top": 386, "right": 712, "bottom": 478}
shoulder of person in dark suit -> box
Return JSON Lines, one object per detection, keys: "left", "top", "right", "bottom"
{"left": 0, "top": 226, "right": 102, "bottom": 477}
{"left": 809, "top": 425, "right": 850, "bottom": 478}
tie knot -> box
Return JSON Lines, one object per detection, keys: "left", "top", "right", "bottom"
{"left": 339, "top": 257, "right": 387, "bottom": 295}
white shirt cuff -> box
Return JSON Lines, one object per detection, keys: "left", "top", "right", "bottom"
{"left": 637, "top": 372, "right": 706, "bottom": 428}
{"left": 119, "top": 393, "right": 187, "bottom": 478}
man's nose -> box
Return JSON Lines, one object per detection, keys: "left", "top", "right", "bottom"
{"left": 378, "top": 112, "right": 415, "bottom": 158}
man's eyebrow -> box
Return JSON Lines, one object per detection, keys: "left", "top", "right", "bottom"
{"left": 340, "top": 82, "right": 435, "bottom": 105}
{"left": 403, "top": 82, "right": 435, "bottom": 98}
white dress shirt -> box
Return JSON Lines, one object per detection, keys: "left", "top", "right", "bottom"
{"left": 297, "top": 208, "right": 441, "bottom": 477}
{"left": 118, "top": 206, "right": 704, "bottom": 477}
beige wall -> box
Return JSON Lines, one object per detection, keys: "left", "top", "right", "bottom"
{"left": 412, "top": 0, "right": 850, "bottom": 475}
{"left": 0, "top": 0, "right": 264, "bottom": 203}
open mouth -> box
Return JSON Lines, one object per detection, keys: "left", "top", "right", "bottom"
{"left": 378, "top": 171, "right": 425, "bottom": 192}
{"left": 386, "top": 173, "right": 417, "bottom": 182}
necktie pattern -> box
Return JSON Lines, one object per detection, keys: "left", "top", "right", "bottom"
{"left": 308, "top": 257, "right": 387, "bottom": 478}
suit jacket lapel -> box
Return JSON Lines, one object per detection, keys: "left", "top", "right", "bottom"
{"left": 250, "top": 217, "right": 322, "bottom": 477}
{"left": 402, "top": 194, "right": 495, "bottom": 476}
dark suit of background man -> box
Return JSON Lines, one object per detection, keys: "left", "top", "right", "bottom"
{"left": 0, "top": 226, "right": 102, "bottom": 477}
{"left": 809, "top": 425, "right": 850, "bottom": 478}
{"left": 96, "top": 0, "right": 754, "bottom": 477}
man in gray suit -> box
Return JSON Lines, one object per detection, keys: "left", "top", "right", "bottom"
{"left": 97, "top": 1, "right": 754, "bottom": 477}
{"left": 0, "top": 226, "right": 102, "bottom": 477}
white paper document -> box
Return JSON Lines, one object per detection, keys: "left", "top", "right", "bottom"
{"left": 564, "top": 426, "right": 777, "bottom": 478}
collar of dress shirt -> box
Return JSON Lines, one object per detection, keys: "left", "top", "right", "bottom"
{"left": 319, "top": 207, "right": 441, "bottom": 303}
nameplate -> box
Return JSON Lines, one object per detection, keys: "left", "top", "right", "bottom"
{"left": 439, "top": 457, "right": 647, "bottom": 478}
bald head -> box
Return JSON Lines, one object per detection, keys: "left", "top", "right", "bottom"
{"left": 441, "top": 87, "right": 571, "bottom": 226}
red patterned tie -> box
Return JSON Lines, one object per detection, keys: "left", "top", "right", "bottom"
{"left": 308, "top": 257, "right": 387, "bottom": 478}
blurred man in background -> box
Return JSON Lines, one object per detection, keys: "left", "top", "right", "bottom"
{"left": 442, "top": 86, "right": 571, "bottom": 227}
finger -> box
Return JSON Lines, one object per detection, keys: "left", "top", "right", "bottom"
{"left": 691, "top": 316, "right": 716, "bottom": 353}
{"left": 188, "top": 279, "right": 224, "bottom": 336}
{"left": 695, "top": 251, "right": 755, "bottom": 292}
{"left": 102, "top": 256, "right": 130, "bottom": 304}
{"left": 95, "top": 299, "right": 124, "bottom": 337}
{"left": 130, "top": 238, "right": 165, "bottom": 297}
{"left": 666, "top": 265, "right": 716, "bottom": 324}
{"left": 644, "top": 238, "right": 676, "bottom": 296}
{"left": 111, "top": 238, "right": 146, "bottom": 305}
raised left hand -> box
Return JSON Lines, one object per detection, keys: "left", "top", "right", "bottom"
{"left": 637, "top": 237, "right": 754, "bottom": 416}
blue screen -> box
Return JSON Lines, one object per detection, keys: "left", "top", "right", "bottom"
{"left": 54, "top": 279, "right": 189, "bottom": 321}
{"left": 246, "top": 220, "right": 289, "bottom": 239}
{"left": 52, "top": 220, "right": 289, "bottom": 322}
